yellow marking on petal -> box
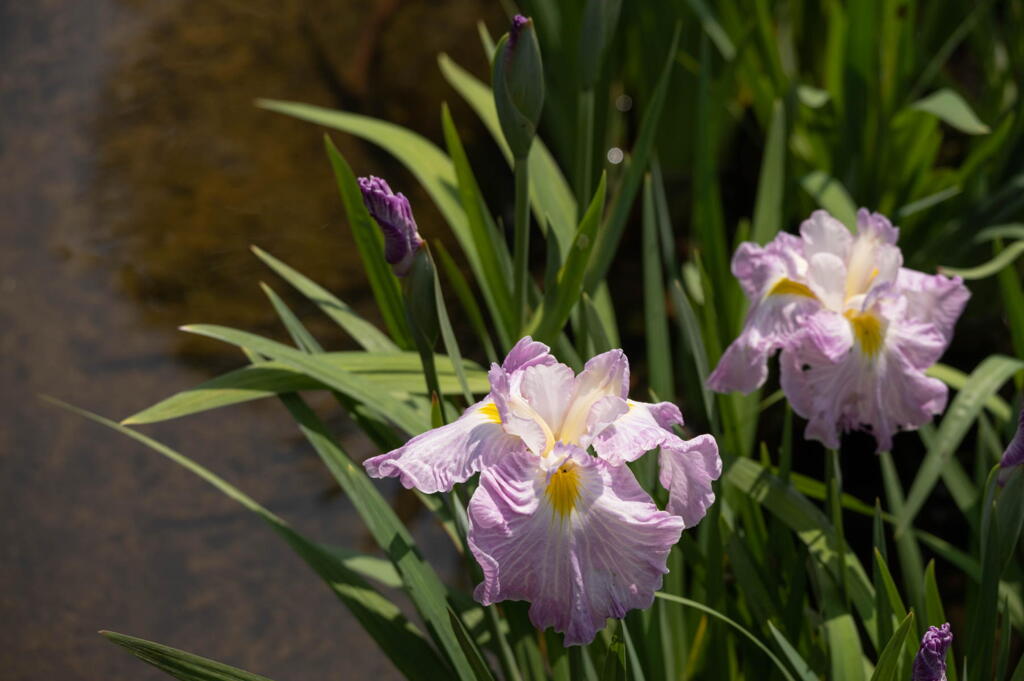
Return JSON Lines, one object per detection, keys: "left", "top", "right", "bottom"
{"left": 767, "top": 277, "right": 817, "bottom": 299}
{"left": 844, "top": 309, "right": 884, "bottom": 357}
{"left": 478, "top": 402, "right": 502, "bottom": 424}
{"left": 545, "top": 462, "right": 581, "bottom": 518}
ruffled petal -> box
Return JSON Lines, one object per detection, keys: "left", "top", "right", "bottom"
{"left": 800, "top": 210, "right": 852, "bottom": 262}
{"left": 592, "top": 400, "right": 683, "bottom": 464}
{"left": 856, "top": 208, "right": 899, "bottom": 244}
{"left": 707, "top": 290, "right": 822, "bottom": 393}
{"left": 468, "top": 446, "right": 683, "bottom": 646}
{"left": 489, "top": 363, "right": 551, "bottom": 456}
{"left": 731, "top": 233, "right": 807, "bottom": 299}
{"left": 659, "top": 434, "right": 721, "bottom": 527}
{"left": 519, "top": 362, "right": 575, "bottom": 437}
{"left": 896, "top": 269, "right": 971, "bottom": 343}
{"left": 503, "top": 336, "right": 558, "bottom": 373}
{"left": 364, "top": 398, "right": 523, "bottom": 493}
{"left": 780, "top": 312, "right": 948, "bottom": 452}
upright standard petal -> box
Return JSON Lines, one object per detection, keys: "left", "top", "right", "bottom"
{"left": 912, "top": 623, "right": 952, "bottom": 681}
{"left": 502, "top": 336, "right": 557, "bottom": 373}
{"left": 363, "top": 398, "right": 521, "bottom": 493}
{"left": 468, "top": 445, "right": 683, "bottom": 646}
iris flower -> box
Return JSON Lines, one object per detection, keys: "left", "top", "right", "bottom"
{"left": 708, "top": 209, "right": 969, "bottom": 451}
{"left": 912, "top": 623, "right": 952, "bottom": 681}
{"left": 365, "top": 337, "right": 720, "bottom": 644}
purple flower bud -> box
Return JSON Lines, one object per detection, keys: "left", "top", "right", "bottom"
{"left": 509, "top": 14, "right": 529, "bottom": 48}
{"left": 912, "top": 623, "right": 952, "bottom": 681}
{"left": 1000, "top": 407, "right": 1024, "bottom": 473}
{"left": 358, "top": 176, "right": 424, "bottom": 276}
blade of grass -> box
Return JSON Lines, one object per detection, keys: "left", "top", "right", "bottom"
{"left": 642, "top": 175, "right": 675, "bottom": 402}
{"left": 324, "top": 135, "right": 412, "bottom": 348}
{"left": 250, "top": 246, "right": 397, "bottom": 352}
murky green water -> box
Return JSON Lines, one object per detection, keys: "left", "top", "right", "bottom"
{"left": 0, "top": 2, "right": 503, "bottom": 679}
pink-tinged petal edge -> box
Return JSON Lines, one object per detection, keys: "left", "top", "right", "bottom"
{"left": 659, "top": 434, "right": 721, "bottom": 528}
{"left": 502, "top": 336, "right": 557, "bottom": 373}
{"left": 592, "top": 400, "right": 683, "bottom": 465}
{"left": 363, "top": 398, "right": 521, "bottom": 493}
{"left": 468, "top": 448, "right": 683, "bottom": 646}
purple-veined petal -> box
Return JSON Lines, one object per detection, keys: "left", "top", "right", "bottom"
{"left": 912, "top": 623, "right": 952, "bottom": 681}
{"left": 560, "top": 349, "right": 630, "bottom": 444}
{"left": 896, "top": 269, "right": 971, "bottom": 343}
{"left": 731, "top": 232, "right": 807, "bottom": 300}
{"left": 707, "top": 290, "right": 821, "bottom": 394}
{"left": 468, "top": 445, "right": 683, "bottom": 646}
{"left": 780, "top": 310, "right": 948, "bottom": 452}
{"left": 502, "top": 336, "right": 558, "bottom": 373}
{"left": 592, "top": 400, "right": 683, "bottom": 464}
{"left": 489, "top": 363, "right": 551, "bottom": 456}
{"left": 364, "top": 398, "right": 522, "bottom": 493}
{"left": 659, "top": 434, "right": 721, "bottom": 528}
{"left": 800, "top": 209, "right": 853, "bottom": 262}
{"left": 856, "top": 208, "right": 900, "bottom": 244}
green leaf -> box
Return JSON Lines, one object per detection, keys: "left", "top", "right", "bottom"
{"left": 526, "top": 173, "right": 607, "bottom": 343}
{"left": 751, "top": 100, "right": 786, "bottom": 245}
{"left": 800, "top": 170, "right": 858, "bottom": 229}
{"left": 433, "top": 240, "right": 498, "bottom": 363}
{"left": 655, "top": 593, "right": 797, "bottom": 681}
{"left": 430, "top": 250, "right": 474, "bottom": 404}
{"left": 440, "top": 103, "right": 515, "bottom": 345}
{"left": 922, "top": 561, "right": 947, "bottom": 628}
{"left": 448, "top": 609, "right": 498, "bottom": 681}
{"left": 600, "top": 621, "right": 628, "bottom": 681}
{"left": 724, "top": 458, "right": 879, "bottom": 651}
{"left": 939, "top": 239, "right": 1024, "bottom": 280}
{"left": 180, "top": 326, "right": 433, "bottom": 434}
{"left": 437, "top": 54, "right": 577, "bottom": 252}
{"left": 259, "top": 282, "right": 322, "bottom": 353}
{"left": 669, "top": 280, "right": 715, "bottom": 427}
{"left": 323, "top": 136, "right": 413, "bottom": 348}
{"left": 926, "top": 363, "right": 1013, "bottom": 421}
{"left": 685, "top": 0, "right": 736, "bottom": 60}
{"left": 975, "top": 224, "right": 1024, "bottom": 243}
{"left": 898, "top": 355, "right": 1024, "bottom": 537}
{"left": 910, "top": 89, "right": 990, "bottom": 135}
{"left": 122, "top": 352, "right": 488, "bottom": 425}
{"left": 642, "top": 175, "right": 675, "bottom": 402}
{"left": 767, "top": 621, "right": 818, "bottom": 681}
{"left": 585, "top": 25, "right": 679, "bottom": 293}
{"left": 46, "top": 399, "right": 449, "bottom": 681}
{"left": 868, "top": 612, "right": 916, "bottom": 681}
{"left": 872, "top": 548, "right": 907, "bottom": 619}
{"left": 250, "top": 246, "right": 398, "bottom": 352}
{"left": 278, "top": 394, "right": 482, "bottom": 681}
{"left": 102, "top": 631, "right": 279, "bottom": 681}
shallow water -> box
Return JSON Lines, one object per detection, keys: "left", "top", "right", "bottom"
{"left": 0, "top": 2, "right": 503, "bottom": 679}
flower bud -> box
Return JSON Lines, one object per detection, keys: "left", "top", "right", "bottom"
{"left": 578, "top": 0, "right": 622, "bottom": 89}
{"left": 912, "top": 623, "right": 952, "bottom": 681}
{"left": 493, "top": 15, "right": 545, "bottom": 159}
{"left": 403, "top": 247, "right": 439, "bottom": 350}
{"left": 358, "top": 176, "right": 424, "bottom": 276}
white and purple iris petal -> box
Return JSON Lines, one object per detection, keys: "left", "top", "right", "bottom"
{"left": 358, "top": 175, "right": 424, "bottom": 276}
{"left": 364, "top": 337, "right": 721, "bottom": 642}
{"left": 709, "top": 208, "right": 969, "bottom": 450}
{"left": 468, "top": 444, "right": 683, "bottom": 646}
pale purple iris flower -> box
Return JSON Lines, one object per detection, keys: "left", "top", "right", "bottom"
{"left": 912, "top": 623, "right": 952, "bottom": 681}
{"left": 358, "top": 176, "right": 424, "bottom": 276}
{"left": 708, "top": 209, "right": 970, "bottom": 451}
{"left": 365, "top": 337, "right": 721, "bottom": 645}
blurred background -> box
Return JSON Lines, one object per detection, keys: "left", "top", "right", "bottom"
{"left": 3, "top": 0, "right": 1022, "bottom": 679}
{"left": 1, "top": 2, "right": 507, "bottom": 679}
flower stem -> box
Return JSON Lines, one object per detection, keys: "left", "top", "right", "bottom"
{"left": 513, "top": 156, "right": 531, "bottom": 330}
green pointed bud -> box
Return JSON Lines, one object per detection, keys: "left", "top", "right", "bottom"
{"left": 493, "top": 15, "right": 545, "bottom": 160}
{"left": 402, "top": 247, "right": 439, "bottom": 350}
{"left": 578, "top": 0, "right": 622, "bottom": 89}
